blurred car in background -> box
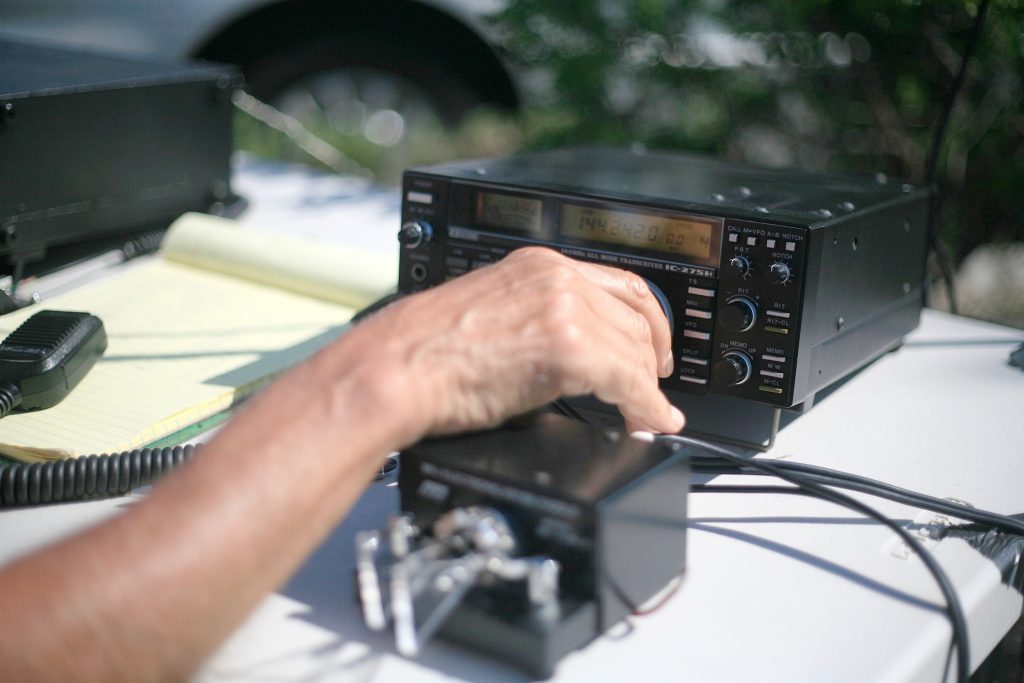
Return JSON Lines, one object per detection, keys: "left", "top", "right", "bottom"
{"left": 0, "top": 0, "right": 519, "bottom": 151}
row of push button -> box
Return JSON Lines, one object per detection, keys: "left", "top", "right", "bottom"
{"left": 446, "top": 256, "right": 495, "bottom": 276}
{"left": 757, "top": 351, "right": 787, "bottom": 394}
{"left": 763, "top": 309, "right": 791, "bottom": 336}
{"left": 677, "top": 283, "right": 716, "bottom": 386}
{"left": 727, "top": 233, "right": 797, "bottom": 252}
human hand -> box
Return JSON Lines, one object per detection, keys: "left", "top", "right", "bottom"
{"left": 355, "top": 247, "right": 685, "bottom": 437}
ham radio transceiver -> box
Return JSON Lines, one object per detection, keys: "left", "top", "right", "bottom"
{"left": 396, "top": 147, "right": 930, "bottom": 447}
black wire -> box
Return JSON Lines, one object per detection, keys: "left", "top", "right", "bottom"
{"left": 661, "top": 434, "right": 970, "bottom": 683}
{"left": 351, "top": 292, "right": 404, "bottom": 324}
{"left": 0, "top": 444, "right": 398, "bottom": 508}
{"left": 120, "top": 230, "right": 165, "bottom": 260}
{"left": 0, "top": 380, "right": 21, "bottom": 418}
{"left": 692, "top": 484, "right": 816, "bottom": 497}
{"left": 781, "top": 464, "right": 1023, "bottom": 533}
{"left": 690, "top": 456, "right": 1024, "bottom": 536}
{"left": 558, "top": 397, "right": 1020, "bottom": 532}
{"left": 923, "top": 0, "right": 991, "bottom": 317}
{"left": 549, "top": 398, "right": 588, "bottom": 422}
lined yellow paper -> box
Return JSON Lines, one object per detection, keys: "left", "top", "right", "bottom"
{"left": 161, "top": 212, "right": 396, "bottom": 308}
{"left": 0, "top": 214, "right": 397, "bottom": 462}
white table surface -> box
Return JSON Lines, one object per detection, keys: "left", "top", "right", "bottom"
{"left": 1, "top": 159, "right": 1022, "bottom": 683}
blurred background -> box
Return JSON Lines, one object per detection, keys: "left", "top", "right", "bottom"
{"left": 2, "top": 0, "right": 1021, "bottom": 327}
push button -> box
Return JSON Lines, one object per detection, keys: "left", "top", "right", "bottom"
{"left": 445, "top": 256, "right": 469, "bottom": 269}
{"left": 683, "top": 317, "right": 713, "bottom": 335}
{"left": 680, "top": 362, "right": 710, "bottom": 380}
{"left": 679, "top": 342, "right": 712, "bottom": 360}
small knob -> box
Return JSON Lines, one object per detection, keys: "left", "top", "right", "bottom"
{"left": 712, "top": 350, "right": 752, "bottom": 387}
{"left": 725, "top": 255, "right": 751, "bottom": 279}
{"left": 720, "top": 295, "right": 757, "bottom": 333}
{"left": 767, "top": 261, "right": 791, "bottom": 285}
{"left": 398, "top": 221, "right": 432, "bottom": 249}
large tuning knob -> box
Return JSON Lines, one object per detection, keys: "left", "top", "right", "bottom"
{"left": 643, "top": 278, "right": 674, "bottom": 335}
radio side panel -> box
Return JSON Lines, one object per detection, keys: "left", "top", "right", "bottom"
{"left": 398, "top": 171, "right": 452, "bottom": 293}
{"left": 793, "top": 193, "right": 930, "bottom": 401}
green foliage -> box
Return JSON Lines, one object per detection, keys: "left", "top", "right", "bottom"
{"left": 234, "top": 1, "right": 1022, "bottom": 262}
{"left": 496, "top": 0, "right": 1024, "bottom": 261}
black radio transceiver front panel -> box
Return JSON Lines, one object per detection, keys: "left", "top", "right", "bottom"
{"left": 397, "top": 147, "right": 929, "bottom": 411}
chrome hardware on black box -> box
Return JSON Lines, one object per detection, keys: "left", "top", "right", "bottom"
{"left": 355, "top": 414, "right": 689, "bottom": 679}
{"left": 0, "top": 39, "right": 241, "bottom": 279}
{"left": 397, "top": 147, "right": 930, "bottom": 448}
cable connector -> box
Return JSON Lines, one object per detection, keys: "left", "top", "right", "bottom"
{"left": 0, "top": 380, "right": 22, "bottom": 418}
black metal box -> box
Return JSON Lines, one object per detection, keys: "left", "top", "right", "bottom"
{"left": 397, "top": 147, "right": 931, "bottom": 446}
{"left": 398, "top": 414, "right": 689, "bottom": 677}
{"left": 0, "top": 39, "right": 239, "bottom": 276}
{"left": 397, "top": 148, "right": 930, "bottom": 412}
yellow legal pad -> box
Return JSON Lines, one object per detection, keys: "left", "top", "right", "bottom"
{"left": 0, "top": 213, "right": 397, "bottom": 462}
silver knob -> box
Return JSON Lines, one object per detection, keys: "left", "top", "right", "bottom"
{"left": 399, "top": 221, "right": 432, "bottom": 249}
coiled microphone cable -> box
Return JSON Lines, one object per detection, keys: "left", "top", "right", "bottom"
{"left": 0, "top": 445, "right": 198, "bottom": 508}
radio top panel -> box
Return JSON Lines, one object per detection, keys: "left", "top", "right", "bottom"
{"left": 397, "top": 147, "right": 930, "bottom": 410}
{"left": 406, "top": 146, "right": 920, "bottom": 224}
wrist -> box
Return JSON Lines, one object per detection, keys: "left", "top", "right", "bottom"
{"left": 306, "top": 318, "right": 438, "bottom": 452}
{"left": 347, "top": 354, "right": 435, "bottom": 450}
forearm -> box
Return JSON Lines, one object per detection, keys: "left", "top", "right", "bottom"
{"left": 0, "top": 326, "right": 421, "bottom": 683}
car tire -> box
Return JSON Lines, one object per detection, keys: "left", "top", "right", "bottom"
{"left": 242, "top": 32, "right": 486, "bottom": 129}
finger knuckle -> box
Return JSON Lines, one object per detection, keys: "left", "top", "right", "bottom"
{"left": 549, "top": 317, "right": 587, "bottom": 358}
{"left": 542, "top": 283, "right": 583, "bottom": 319}
{"left": 508, "top": 245, "right": 559, "bottom": 266}
{"left": 547, "top": 262, "right": 579, "bottom": 291}
{"left": 549, "top": 339, "right": 589, "bottom": 388}
{"left": 503, "top": 248, "right": 577, "bottom": 288}
{"left": 622, "top": 270, "right": 650, "bottom": 306}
